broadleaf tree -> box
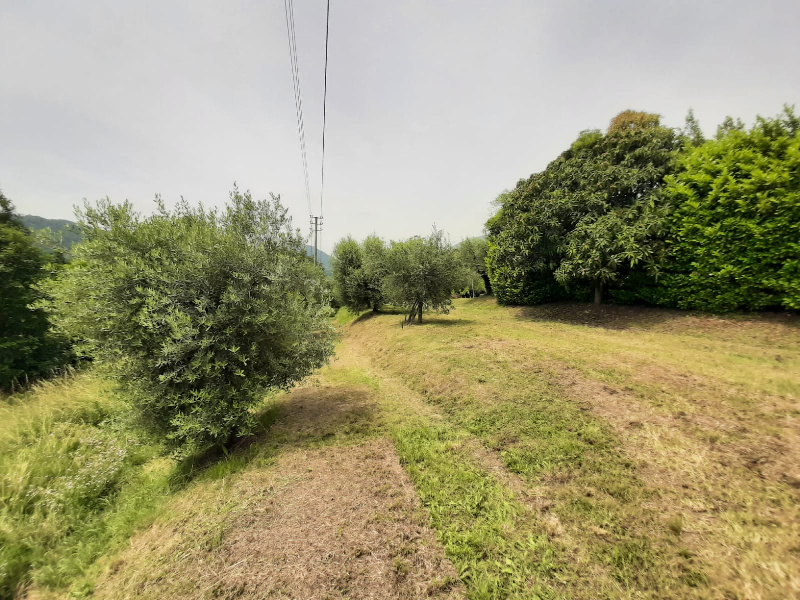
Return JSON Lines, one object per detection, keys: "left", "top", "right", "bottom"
{"left": 0, "top": 191, "right": 70, "bottom": 389}
{"left": 487, "top": 112, "right": 680, "bottom": 304}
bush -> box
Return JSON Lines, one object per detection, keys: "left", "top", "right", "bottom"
{"left": 46, "top": 187, "right": 336, "bottom": 454}
{"left": 0, "top": 191, "right": 71, "bottom": 390}
{"left": 660, "top": 107, "right": 800, "bottom": 311}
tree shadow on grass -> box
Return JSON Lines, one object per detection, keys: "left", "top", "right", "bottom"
{"left": 349, "top": 307, "right": 405, "bottom": 325}
{"left": 169, "top": 385, "right": 380, "bottom": 489}
{"left": 415, "top": 317, "right": 476, "bottom": 327}
{"left": 513, "top": 301, "right": 800, "bottom": 332}
{"left": 351, "top": 311, "right": 380, "bottom": 325}
{"left": 513, "top": 302, "right": 684, "bottom": 331}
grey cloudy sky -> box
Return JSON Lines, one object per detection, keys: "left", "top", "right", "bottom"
{"left": 2, "top": 1, "right": 799, "bottom": 252}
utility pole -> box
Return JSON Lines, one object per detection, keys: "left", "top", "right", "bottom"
{"left": 310, "top": 216, "right": 323, "bottom": 266}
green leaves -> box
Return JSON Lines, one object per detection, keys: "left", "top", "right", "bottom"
{"left": 662, "top": 107, "right": 800, "bottom": 311}
{"left": 46, "top": 187, "right": 337, "bottom": 455}
{"left": 330, "top": 235, "right": 386, "bottom": 312}
{"left": 0, "top": 191, "right": 72, "bottom": 389}
{"left": 383, "top": 229, "right": 462, "bottom": 323}
{"left": 486, "top": 117, "right": 679, "bottom": 304}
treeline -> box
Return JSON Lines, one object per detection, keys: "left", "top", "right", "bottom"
{"left": 486, "top": 107, "right": 800, "bottom": 311}
{"left": 330, "top": 230, "right": 490, "bottom": 324}
{"left": 0, "top": 192, "right": 73, "bottom": 390}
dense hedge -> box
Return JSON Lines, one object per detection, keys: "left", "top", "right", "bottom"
{"left": 658, "top": 110, "right": 800, "bottom": 311}
{"left": 486, "top": 107, "right": 800, "bottom": 312}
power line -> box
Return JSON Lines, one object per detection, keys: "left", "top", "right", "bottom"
{"left": 282, "top": 0, "right": 331, "bottom": 264}
{"left": 319, "top": 0, "right": 330, "bottom": 218}
{"left": 283, "top": 0, "right": 312, "bottom": 214}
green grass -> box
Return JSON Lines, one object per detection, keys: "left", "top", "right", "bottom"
{"left": 3, "top": 298, "right": 798, "bottom": 599}
{"left": 0, "top": 375, "right": 185, "bottom": 599}
{"left": 344, "top": 297, "right": 800, "bottom": 598}
{"left": 326, "top": 365, "right": 568, "bottom": 599}
{"left": 333, "top": 306, "right": 364, "bottom": 327}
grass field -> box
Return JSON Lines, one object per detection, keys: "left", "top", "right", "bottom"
{"left": 3, "top": 298, "right": 798, "bottom": 599}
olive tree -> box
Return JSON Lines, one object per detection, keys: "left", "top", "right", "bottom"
{"left": 457, "top": 236, "right": 491, "bottom": 295}
{"left": 46, "top": 187, "right": 336, "bottom": 454}
{"left": 383, "top": 229, "right": 461, "bottom": 324}
{"left": 331, "top": 234, "right": 386, "bottom": 312}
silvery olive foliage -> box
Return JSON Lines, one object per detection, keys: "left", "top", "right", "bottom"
{"left": 46, "top": 187, "right": 336, "bottom": 454}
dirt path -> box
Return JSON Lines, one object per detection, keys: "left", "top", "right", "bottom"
{"left": 90, "top": 378, "right": 462, "bottom": 599}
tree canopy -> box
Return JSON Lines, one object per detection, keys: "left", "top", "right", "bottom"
{"left": 331, "top": 234, "right": 386, "bottom": 312}
{"left": 487, "top": 112, "right": 680, "bottom": 304}
{"left": 0, "top": 191, "right": 70, "bottom": 389}
{"left": 383, "top": 229, "right": 461, "bottom": 324}
{"left": 457, "top": 237, "right": 491, "bottom": 295}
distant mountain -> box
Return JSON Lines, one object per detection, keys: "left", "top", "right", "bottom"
{"left": 20, "top": 214, "right": 332, "bottom": 274}
{"left": 306, "top": 245, "right": 331, "bottom": 274}
{"left": 20, "top": 215, "right": 83, "bottom": 249}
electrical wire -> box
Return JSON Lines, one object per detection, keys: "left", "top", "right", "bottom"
{"left": 319, "top": 0, "right": 330, "bottom": 217}
{"left": 283, "top": 0, "right": 312, "bottom": 215}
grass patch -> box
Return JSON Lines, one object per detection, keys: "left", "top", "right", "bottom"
{"left": 344, "top": 297, "right": 799, "bottom": 598}
{"left": 334, "top": 306, "right": 364, "bottom": 327}
{"left": 0, "top": 374, "right": 166, "bottom": 597}
{"left": 0, "top": 372, "right": 265, "bottom": 599}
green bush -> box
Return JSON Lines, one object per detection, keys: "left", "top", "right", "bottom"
{"left": 486, "top": 115, "right": 680, "bottom": 305}
{"left": 660, "top": 107, "right": 800, "bottom": 311}
{"left": 0, "top": 192, "right": 71, "bottom": 390}
{"left": 45, "top": 187, "right": 336, "bottom": 455}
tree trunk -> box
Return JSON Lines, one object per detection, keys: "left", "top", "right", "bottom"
{"left": 406, "top": 302, "right": 418, "bottom": 325}
{"left": 481, "top": 272, "right": 493, "bottom": 295}
{"left": 593, "top": 281, "right": 603, "bottom": 305}
{"left": 417, "top": 306, "right": 422, "bottom": 323}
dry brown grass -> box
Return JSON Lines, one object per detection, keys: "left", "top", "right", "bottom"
{"left": 90, "top": 385, "right": 461, "bottom": 600}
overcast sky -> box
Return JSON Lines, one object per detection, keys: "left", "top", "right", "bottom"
{"left": 2, "top": 1, "right": 799, "bottom": 252}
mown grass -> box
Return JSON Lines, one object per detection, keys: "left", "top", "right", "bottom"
{"left": 324, "top": 364, "right": 568, "bottom": 599}
{"left": 4, "top": 300, "right": 797, "bottom": 599}
{"left": 346, "top": 297, "right": 800, "bottom": 599}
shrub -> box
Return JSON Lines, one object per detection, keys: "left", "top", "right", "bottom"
{"left": 660, "top": 107, "right": 800, "bottom": 311}
{"left": 45, "top": 187, "right": 336, "bottom": 454}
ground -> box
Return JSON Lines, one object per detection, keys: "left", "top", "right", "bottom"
{"left": 17, "top": 298, "right": 800, "bottom": 599}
